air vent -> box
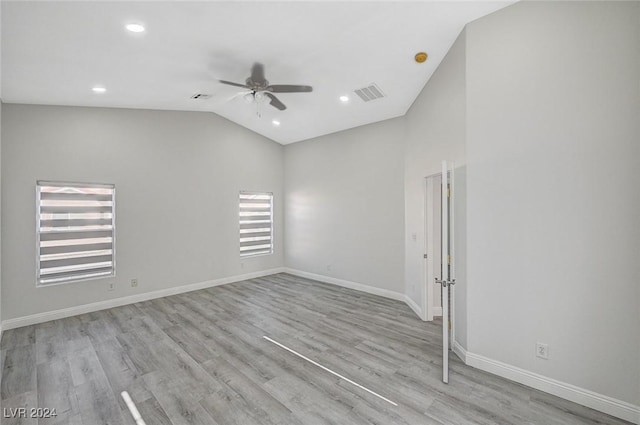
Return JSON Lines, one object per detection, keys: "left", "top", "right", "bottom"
{"left": 191, "top": 93, "right": 211, "bottom": 100}
{"left": 354, "top": 84, "right": 385, "bottom": 102}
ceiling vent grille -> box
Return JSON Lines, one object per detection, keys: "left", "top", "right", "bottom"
{"left": 191, "top": 93, "right": 211, "bottom": 100}
{"left": 354, "top": 84, "right": 385, "bottom": 102}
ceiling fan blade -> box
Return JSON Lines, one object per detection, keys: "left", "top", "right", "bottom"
{"left": 265, "top": 92, "right": 286, "bottom": 111}
{"left": 268, "top": 85, "right": 313, "bottom": 93}
{"left": 251, "top": 63, "right": 266, "bottom": 85}
{"left": 219, "top": 80, "right": 249, "bottom": 89}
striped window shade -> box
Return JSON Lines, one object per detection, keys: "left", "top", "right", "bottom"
{"left": 239, "top": 192, "right": 273, "bottom": 257}
{"left": 36, "top": 181, "right": 115, "bottom": 286}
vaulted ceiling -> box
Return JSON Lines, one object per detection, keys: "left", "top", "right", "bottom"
{"left": 2, "top": 1, "right": 514, "bottom": 144}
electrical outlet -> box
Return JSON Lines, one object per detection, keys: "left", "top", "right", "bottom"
{"left": 130, "top": 278, "right": 138, "bottom": 288}
{"left": 536, "top": 342, "right": 549, "bottom": 359}
{"left": 107, "top": 281, "right": 115, "bottom": 291}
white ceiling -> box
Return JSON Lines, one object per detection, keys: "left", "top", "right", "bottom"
{"left": 2, "top": 1, "right": 514, "bottom": 144}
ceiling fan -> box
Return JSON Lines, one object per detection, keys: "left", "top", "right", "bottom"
{"left": 219, "top": 63, "right": 312, "bottom": 111}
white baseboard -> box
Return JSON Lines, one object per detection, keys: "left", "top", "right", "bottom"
{"left": 282, "top": 268, "right": 426, "bottom": 322}
{"left": 1, "top": 268, "right": 286, "bottom": 331}
{"left": 283, "top": 268, "right": 406, "bottom": 302}
{"left": 6, "top": 267, "right": 634, "bottom": 424}
{"left": 465, "top": 351, "right": 640, "bottom": 424}
{"left": 403, "top": 295, "right": 424, "bottom": 319}
{"left": 452, "top": 340, "right": 467, "bottom": 363}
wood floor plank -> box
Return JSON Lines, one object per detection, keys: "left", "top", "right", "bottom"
{"left": 348, "top": 400, "right": 445, "bottom": 425}
{"left": 1, "top": 391, "right": 38, "bottom": 425}
{"left": 0, "top": 273, "right": 631, "bottom": 425}
{"left": 120, "top": 394, "right": 173, "bottom": 425}
{"left": 163, "top": 324, "right": 219, "bottom": 364}
{"left": 35, "top": 336, "right": 92, "bottom": 365}
{"left": 36, "top": 358, "right": 78, "bottom": 418}
{"left": 93, "top": 338, "right": 156, "bottom": 412}
{"left": 527, "top": 390, "right": 633, "bottom": 425}
{"left": 69, "top": 345, "right": 110, "bottom": 387}
{"left": 199, "top": 357, "right": 292, "bottom": 424}
{"left": 1, "top": 344, "right": 36, "bottom": 400}
{"left": 0, "top": 326, "right": 35, "bottom": 350}
{"left": 143, "top": 372, "right": 219, "bottom": 425}
{"left": 82, "top": 317, "right": 120, "bottom": 343}
{"left": 262, "top": 373, "right": 360, "bottom": 424}
{"left": 0, "top": 348, "right": 5, "bottom": 383}
{"left": 199, "top": 390, "right": 260, "bottom": 425}
{"left": 43, "top": 414, "right": 84, "bottom": 425}
{"left": 76, "top": 377, "right": 125, "bottom": 425}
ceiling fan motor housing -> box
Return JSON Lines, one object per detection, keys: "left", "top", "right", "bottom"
{"left": 219, "top": 63, "right": 312, "bottom": 111}
{"left": 246, "top": 78, "right": 269, "bottom": 90}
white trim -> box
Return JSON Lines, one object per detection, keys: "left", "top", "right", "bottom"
{"left": 465, "top": 351, "right": 640, "bottom": 424}
{"left": 264, "top": 336, "right": 398, "bottom": 406}
{"left": 452, "top": 340, "right": 467, "bottom": 363}
{"left": 283, "top": 268, "right": 406, "bottom": 302}
{"left": 4, "top": 266, "right": 636, "bottom": 424}
{"left": 121, "top": 391, "right": 146, "bottom": 425}
{"left": 282, "top": 268, "right": 430, "bottom": 323}
{"left": 404, "top": 295, "right": 424, "bottom": 319}
{"left": 433, "top": 306, "right": 443, "bottom": 317}
{"left": 7, "top": 267, "right": 634, "bottom": 424}
{"left": 282, "top": 269, "right": 431, "bottom": 322}
{"left": 1, "top": 268, "right": 286, "bottom": 330}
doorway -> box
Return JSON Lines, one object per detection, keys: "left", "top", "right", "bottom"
{"left": 424, "top": 173, "right": 443, "bottom": 321}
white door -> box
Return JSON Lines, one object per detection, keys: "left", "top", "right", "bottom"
{"left": 437, "top": 160, "right": 455, "bottom": 384}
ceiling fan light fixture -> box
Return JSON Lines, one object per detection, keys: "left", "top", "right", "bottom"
{"left": 126, "top": 23, "right": 145, "bottom": 33}
{"left": 340, "top": 95, "right": 349, "bottom": 102}
{"left": 219, "top": 63, "right": 312, "bottom": 112}
{"left": 243, "top": 93, "right": 255, "bottom": 103}
{"left": 272, "top": 120, "right": 280, "bottom": 127}
{"left": 415, "top": 52, "right": 428, "bottom": 63}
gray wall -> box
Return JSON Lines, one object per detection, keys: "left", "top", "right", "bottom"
{"left": 404, "top": 30, "right": 467, "bottom": 345}
{"left": 1, "top": 0, "right": 637, "bottom": 412}
{"left": 1, "top": 104, "right": 284, "bottom": 321}
{"left": 284, "top": 118, "right": 405, "bottom": 294}
{"left": 0, "top": 101, "right": 3, "bottom": 334}
{"left": 465, "top": 1, "right": 640, "bottom": 405}
{"left": 0, "top": 6, "right": 3, "bottom": 338}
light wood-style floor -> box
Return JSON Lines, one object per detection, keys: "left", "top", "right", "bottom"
{"left": 0, "top": 273, "right": 630, "bottom": 425}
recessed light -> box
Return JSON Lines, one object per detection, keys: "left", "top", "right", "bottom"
{"left": 339, "top": 95, "right": 349, "bottom": 102}
{"left": 92, "top": 87, "right": 106, "bottom": 93}
{"left": 126, "top": 23, "right": 145, "bottom": 33}
{"left": 272, "top": 120, "right": 280, "bottom": 127}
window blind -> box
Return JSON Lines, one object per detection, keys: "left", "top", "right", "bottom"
{"left": 239, "top": 192, "right": 273, "bottom": 257}
{"left": 37, "top": 181, "right": 115, "bottom": 285}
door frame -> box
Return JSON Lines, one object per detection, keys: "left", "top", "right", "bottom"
{"left": 441, "top": 160, "right": 455, "bottom": 383}
{"left": 449, "top": 163, "right": 456, "bottom": 350}
{"left": 423, "top": 172, "right": 443, "bottom": 322}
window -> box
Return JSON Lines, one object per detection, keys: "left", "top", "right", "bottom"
{"left": 36, "top": 181, "right": 115, "bottom": 286}
{"left": 239, "top": 192, "right": 273, "bottom": 257}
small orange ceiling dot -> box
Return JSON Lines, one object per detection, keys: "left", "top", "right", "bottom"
{"left": 415, "top": 52, "right": 428, "bottom": 63}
